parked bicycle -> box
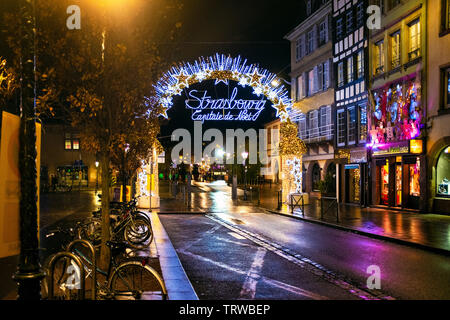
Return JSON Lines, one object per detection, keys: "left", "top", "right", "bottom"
{"left": 80, "top": 197, "right": 153, "bottom": 250}
{"left": 42, "top": 228, "right": 167, "bottom": 300}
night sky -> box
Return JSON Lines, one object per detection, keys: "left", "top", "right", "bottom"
{"left": 160, "top": 0, "right": 307, "bottom": 144}
{"left": 0, "top": 0, "right": 308, "bottom": 144}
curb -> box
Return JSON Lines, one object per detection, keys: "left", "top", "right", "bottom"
{"left": 149, "top": 212, "right": 199, "bottom": 300}
{"left": 263, "top": 208, "right": 450, "bottom": 257}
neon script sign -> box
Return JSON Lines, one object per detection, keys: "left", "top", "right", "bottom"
{"left": 186, "top": 87, "right": 267, "bottom": 122}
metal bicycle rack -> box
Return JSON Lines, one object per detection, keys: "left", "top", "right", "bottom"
{"left": 47, "top": 252, "right": 86, "bottom": 300}
{"left": 66, "top": 239, "right": 97, "bottom": 300}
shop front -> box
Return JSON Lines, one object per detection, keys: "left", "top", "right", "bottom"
{"left": 344, "top": 148, "right": 368, "bottom": 206}
{"left": 433, "top": 145, "right": 450, "bottom": 214}
{"left": 371, "top": 140, "right": 425, "bottom": 211}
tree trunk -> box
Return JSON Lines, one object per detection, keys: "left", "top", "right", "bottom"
{"left": 121, "top": 152, "right": 127, "bottom": 203}
{"left": 99, "top": 150, "right": 111, "bottom": 271}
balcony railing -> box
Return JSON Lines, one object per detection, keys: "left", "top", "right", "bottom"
{"left": 299, "top": 124, "right": 334, "bottom": 144}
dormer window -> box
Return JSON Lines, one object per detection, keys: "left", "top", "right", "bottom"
{"left": 307, "top": 0, "right": 312, "bottom": 16}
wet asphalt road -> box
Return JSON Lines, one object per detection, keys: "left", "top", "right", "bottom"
{"left": 159, "top": 182, "right": 450, "bottom": 300}
{"left": 159, "top": 214, "right": 359, "bottom": 300}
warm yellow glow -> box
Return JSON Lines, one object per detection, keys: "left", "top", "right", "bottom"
{"left": 410, "top": 139, "right": 423, "bottom": 154}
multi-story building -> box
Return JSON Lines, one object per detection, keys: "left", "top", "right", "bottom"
{"left": 41, "top": 121, "right": 100, "bottom": 190}
{"left": 332, "top": 0, "right": 370, "bottom": 206}
{"left": 367, "top": 0, "right": 427, "bottom": 211}
{"left": 285, "top": 0, "right": 336, "bottom": 197}
{"left": 426, "top": 0, "right": 450, "bottom": 214}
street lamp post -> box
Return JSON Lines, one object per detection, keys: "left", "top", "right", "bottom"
{"left": 95, "top": 161, "right": 99, "bottom": 194}
{"left": 242, "top": 151, "right": 248, "bottom": 201}
{"left": 14, "top": 0, "right": 45, "bottom": 300}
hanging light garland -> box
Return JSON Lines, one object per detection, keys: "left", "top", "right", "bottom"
{"left": 153, "top": 53, "right": 293, "bottom": 121}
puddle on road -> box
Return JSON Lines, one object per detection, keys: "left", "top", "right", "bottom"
{"left": 231, "top": 218, "right": 245, "bottom": 225}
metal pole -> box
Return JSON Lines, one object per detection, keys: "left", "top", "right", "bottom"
{"left": 14, "top": 0, "right": 45, "bottom": 300}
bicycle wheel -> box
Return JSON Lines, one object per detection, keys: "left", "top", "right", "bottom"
{"left": 45, "top": 257, "right": 81, "bottom": 300}
{"left": 123, "top": 218, "right": 153, "bottom": 249}
{"left": 78, "top": 219, "right": 102, "bottom": 248}
{"left": 108, "top": 261, "right": 167, "bottom": 300}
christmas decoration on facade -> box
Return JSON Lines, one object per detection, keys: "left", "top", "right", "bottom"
{"left": 368, "top": 79, "right": 423, "bottom": 147}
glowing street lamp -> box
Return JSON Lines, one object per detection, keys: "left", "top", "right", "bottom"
{"left": 242, "top": 151, "right": 249, "bottom": 200}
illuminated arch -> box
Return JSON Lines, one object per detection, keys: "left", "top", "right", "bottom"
{"left": 153, "top": 53, "right": 293, "bottom": 122}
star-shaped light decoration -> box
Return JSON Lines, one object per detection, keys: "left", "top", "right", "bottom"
{"left": 175, "top": 69, "right": 190, "bottom": 88}
{"left": 249, "top": 69, "right": 264, "bottom": 86}
{"left": 215, "top": 78, "right": 229, "bottom": 86}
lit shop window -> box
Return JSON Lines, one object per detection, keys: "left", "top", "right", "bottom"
{"left": 437, "top": 146, "right": 450, "bottom": 197}
{"left": 409, "top": 157, "right": 420, "bottom": 197}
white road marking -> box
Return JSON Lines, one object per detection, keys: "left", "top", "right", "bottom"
{"left": 228, "top": 232, "right": 246, "bottom": 240}
{"left": 239, "top": 247, "right": 266, "bottom": 299}
{"left": 178, "top": 248, "right": 324, "bottom": 300}
{"left": 206, "top": 213, "right": 394, "bottom": 300}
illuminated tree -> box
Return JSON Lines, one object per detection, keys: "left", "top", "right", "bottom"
{"left": 3, "top": 0, "right": 183, "bottom": 270}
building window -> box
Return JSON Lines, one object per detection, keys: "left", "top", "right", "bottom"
{"left": 348, "top": 106, "right": 357, "bottom": 145}
{"left": 357, "top": 50, "right": 364, "bottom": 79}
{"left": 442, "top": 67, "right": 450, "bottom": 109}
{"left": 296, "top": 37, "right": 304, "bottom": 61}
{"left": 319, "top": 20, "right": 327, "bottom": 46}
{"left": 337, "top": 62, "right": 344, "bottom": 87}
{"left": 356, "top": 2, "right": 365, "bottom": 27}
{"left": 347, "top": 56, "right": 354, "bottom": 83}
{"left": 390, "top": 30, "right": 401, "bottom": 69}
{"left": 408, "top": 19, "right": 421, "bottom": 61}
{"left": 359, "top": 105, "right": 368, "bottom": 143}
{"left": 323, "top": 60, "right": 330, "bottom": 89}
{"left": 309, "top": 110, "right": 319, "bottom": 139}
{"left": 296, "top": 75, "right": 304, "bottom": 100}
{"left": 437, "top": 146, "right": 450, "bottom": 197}
{"left": 65, "top": 139, "right": 72, "bottom": 150}
{"left": 444, "top": 0, "right": 450, "bottom": 32}
{"left": 346, "top": 10, "right": 353, "bottom": 34}
{"left": 308, "top": 69, "right": 315, "bottom": 96}
{"left": 318, "top": 64, "right": 324, "bottom": 91}
{"left": 307, "top": 30, "right": 314, "bottom": 54}
{"left": 336, "top": 17, "right": 343, "bottom": 40}
{"left": 375, "top": 40, "right": 385, "bottom": 74}
{"left": 447, "top": 69, "right": 450, "bottom": 108}
{"left": 64, "top": 133, "right": 80, "bottom": 150}
{"left": 320, "top": 105, "right": 332, "bottom": 138}
{"left": 307, "top": 0, "right": 312, "bottom": 16}
{"left": 337, "top": 109, "right": 346, "bottom": 147}
{"left": 298, "top": 116, "right": 308, "bottom": 140}
{"left": 389, "top": 0, "right": 401, "bottom": 10}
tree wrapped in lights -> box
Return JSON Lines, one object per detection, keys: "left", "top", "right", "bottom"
{"left": 279, "top": 119, "right": 307, "bottom": 200}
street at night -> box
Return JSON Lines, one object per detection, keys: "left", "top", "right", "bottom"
{"left": 0, "top": 0, "right": 450, "bottom": 317}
